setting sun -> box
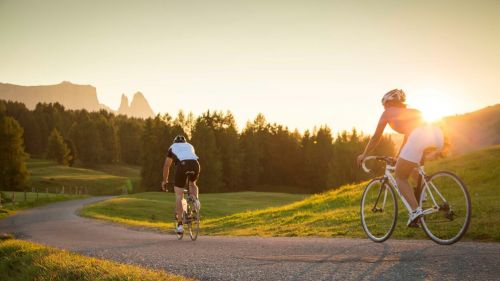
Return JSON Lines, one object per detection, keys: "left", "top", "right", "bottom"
{"left": 408, "top": 89, "right": 457, "bottom": 122}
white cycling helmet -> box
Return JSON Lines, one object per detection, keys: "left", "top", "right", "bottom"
{"left": 381, "top": 89, "right": 406, "bottom": 105}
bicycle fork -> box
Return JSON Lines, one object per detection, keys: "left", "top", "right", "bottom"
{"left": 372, "top": 179, "right": 389, "bottom": 212}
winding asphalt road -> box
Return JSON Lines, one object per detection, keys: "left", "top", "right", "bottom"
{"left": 1, "top": 197, "right": 499, "bottom": 281}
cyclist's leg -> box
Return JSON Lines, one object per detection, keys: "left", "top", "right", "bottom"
{"left": 410, "top": 168, "right": 419, "bottom": 183}
{"left": 395, "top": 158, "right": 419, "bottom": 210}
{"left": 410, "top": 168, "right": 421, "bottom": 197}
{"left": 173, "top": 164, "right": 188, "bottom": 225}
{"left": 188, "top": 180, "right": 199, "bottom": 199}
{"left": 188, "top": 160, "right": 200, "bottom": 200}
{"left": 398, "top": 127, "right": 428, "bottom": 211}
{"left": 174, "top": 186, "right": 185, "bottom": 224}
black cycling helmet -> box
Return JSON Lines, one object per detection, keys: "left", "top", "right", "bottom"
{"left": 173, "top": 135, "right": 186, "bottom": 143}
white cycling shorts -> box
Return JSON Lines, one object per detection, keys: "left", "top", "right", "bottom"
{"left": 399, "top": 125, "right": 444, "bottom": 164}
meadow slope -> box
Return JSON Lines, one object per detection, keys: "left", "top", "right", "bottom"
{"left": 0, "top": 160, "right": 140, "bottom": 219}
{"left": 80, "top": 192, "right": 309, "bottom": 229}
{"left": 202, "top": 146, "right": 500, "bottom": 241}
{"left": 81, "top": 146, "right": 500, "bottom": 241}
{"left": 28, "top": 159, "right": 138, "bottom": 195}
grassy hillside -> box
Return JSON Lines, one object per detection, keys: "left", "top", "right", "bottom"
{"left": 92, "top": 163, "right": 141, "bottom": 191}
{"left": 0, "top": 239, "right": 192, "bottom": 281}
{"left": 80, "top": 146, "right": 500, "bottom": 241}
{"left": 80, "top": 192, "right": 309, "bottom": 229}
{"left": 202, "top": 146, "right": 500, "bottom": 241}
{"left": 28, "top": 159, "right": 138, "bottom": 195}
{"left": 0, "top": 159, "right": 132, "bottom": 219}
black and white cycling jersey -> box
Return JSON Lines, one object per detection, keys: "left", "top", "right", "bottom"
{"left": 167, "top": 142, "right": 199, "bottom": 164}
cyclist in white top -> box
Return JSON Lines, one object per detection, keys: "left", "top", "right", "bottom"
{"left": 357, "top": 89, "right": 444, "bottom": 226}
{"left": 161, "top": 135, "right": 201, "bottom": 234}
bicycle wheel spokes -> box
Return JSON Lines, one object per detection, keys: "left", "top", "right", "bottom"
{"left": 189, "top": 210, "right": 200, "bottom": 241}
{"left": 361, "top": 179, "right": 398, "bottom": 242}
{"left": 185, "top": 203, "right": 200, "bottom": 241}
{"left": 421, "top": 172, "right": 471, "bottom": 245}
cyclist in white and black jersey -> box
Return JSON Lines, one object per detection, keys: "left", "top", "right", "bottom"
{"left": 161, "top": 135, "right": 201, "bottom": 234}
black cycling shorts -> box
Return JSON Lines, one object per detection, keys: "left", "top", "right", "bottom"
{"left": 174, "top": 160, "right": 200, "bottom": 187}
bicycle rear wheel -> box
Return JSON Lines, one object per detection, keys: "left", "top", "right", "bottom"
{"left": 361, "top": 178, "right": 398, "bottom": 242}
{"left": 420, "top": 171, "right": 471, "bottom": 245}
{"left": 188, "top": 204, "right": 200, "bottom": 241}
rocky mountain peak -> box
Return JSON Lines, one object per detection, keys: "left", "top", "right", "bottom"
{"left": 128, "top": 92, "right": 155, "bottom": 119}
{"left": 117, "top": 92, "right": 155, "bottom": 119}
{"left": 118, "top": 94, "right": 130, "bottom": 113}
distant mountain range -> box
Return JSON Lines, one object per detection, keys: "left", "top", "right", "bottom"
{"left": 0, "top": 81, "right": 155, "bottom": 119}
{"left": 441, "top": 104, "right": 500, "bottom": 154}
{"left": 1, "top": 81, "right": 498, "bottom": 154}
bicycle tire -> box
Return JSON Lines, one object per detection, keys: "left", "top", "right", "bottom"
{"left": 361, "top": 178, "right": 398, "bottom": 242}
{"left": 188, "top": 203, "right": 200, "bottom": 241}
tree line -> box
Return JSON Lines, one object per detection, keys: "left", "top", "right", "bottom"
{"left": 1, "top": 99, "right": 395, "bottom": 194}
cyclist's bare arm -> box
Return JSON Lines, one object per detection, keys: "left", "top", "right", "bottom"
{"left": 162, "top": 157, "right": 173, "bottom": 190}
{"left": 358, "top": 115, "right": 387, "bottom": 165}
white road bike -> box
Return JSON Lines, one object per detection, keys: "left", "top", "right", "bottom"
{"left": 169, "top": 171, "right": 200, "bottom": 241}
{"left": 360, "top": 155, "right": 471, "bottom": 245}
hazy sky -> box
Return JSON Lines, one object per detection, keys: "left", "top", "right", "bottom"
{"left": 1, "top": 0, "right": 499, "bottom": 133}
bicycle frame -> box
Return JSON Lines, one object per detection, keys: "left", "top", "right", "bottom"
{"left": 369, "top": 159, "right": 447, "bottom": 217}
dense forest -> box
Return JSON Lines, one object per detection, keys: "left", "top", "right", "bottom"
{"left": 1, "top": 99, "right": 395, "bottom": 194}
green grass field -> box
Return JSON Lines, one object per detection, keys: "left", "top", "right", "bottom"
{"left": 91, "top": 162, "right": 141, "bottom": 191}
{"left": 81, "top": 146, "right": 500, "bottom": 241}
{"left": 28, "top": 159, "right": 138, "bottom": 195}
{"left": 80, "top": 192, "right": 309, "bottom": 229}
{"left": 201, "top": 146, "right": 500, "bottom": 240}
{"left": 0, "top": 192, "right": 85, "bottom": 220}
{"left": 0, "top": 239, "right": 193, "bottom": 281}
{"left": 0, "top": 159, "right": 139, "bottom": 219}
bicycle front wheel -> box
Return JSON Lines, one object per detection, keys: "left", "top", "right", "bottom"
{"left": 361, "top": 178, "right": 398, "bottom": 242}
{"left": 420, "top": 171, "right": 471, "bottom": 245}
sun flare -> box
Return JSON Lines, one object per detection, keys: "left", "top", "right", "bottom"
{"left": 409, "top": 89, "right": 455, "bottom": 122}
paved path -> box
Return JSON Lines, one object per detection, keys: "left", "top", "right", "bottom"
{"left": 1, "top": 197, "right": 499, "bottom": 281}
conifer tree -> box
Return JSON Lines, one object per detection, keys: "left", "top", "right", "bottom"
{"left": 47, "top": 128, "right": 70, "bottom": 165}
{"left": 191, "top": 120, "right": 223, "bottom": 192}
{"left": 0, "top": 101, "right": 28, "bottom": 192}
